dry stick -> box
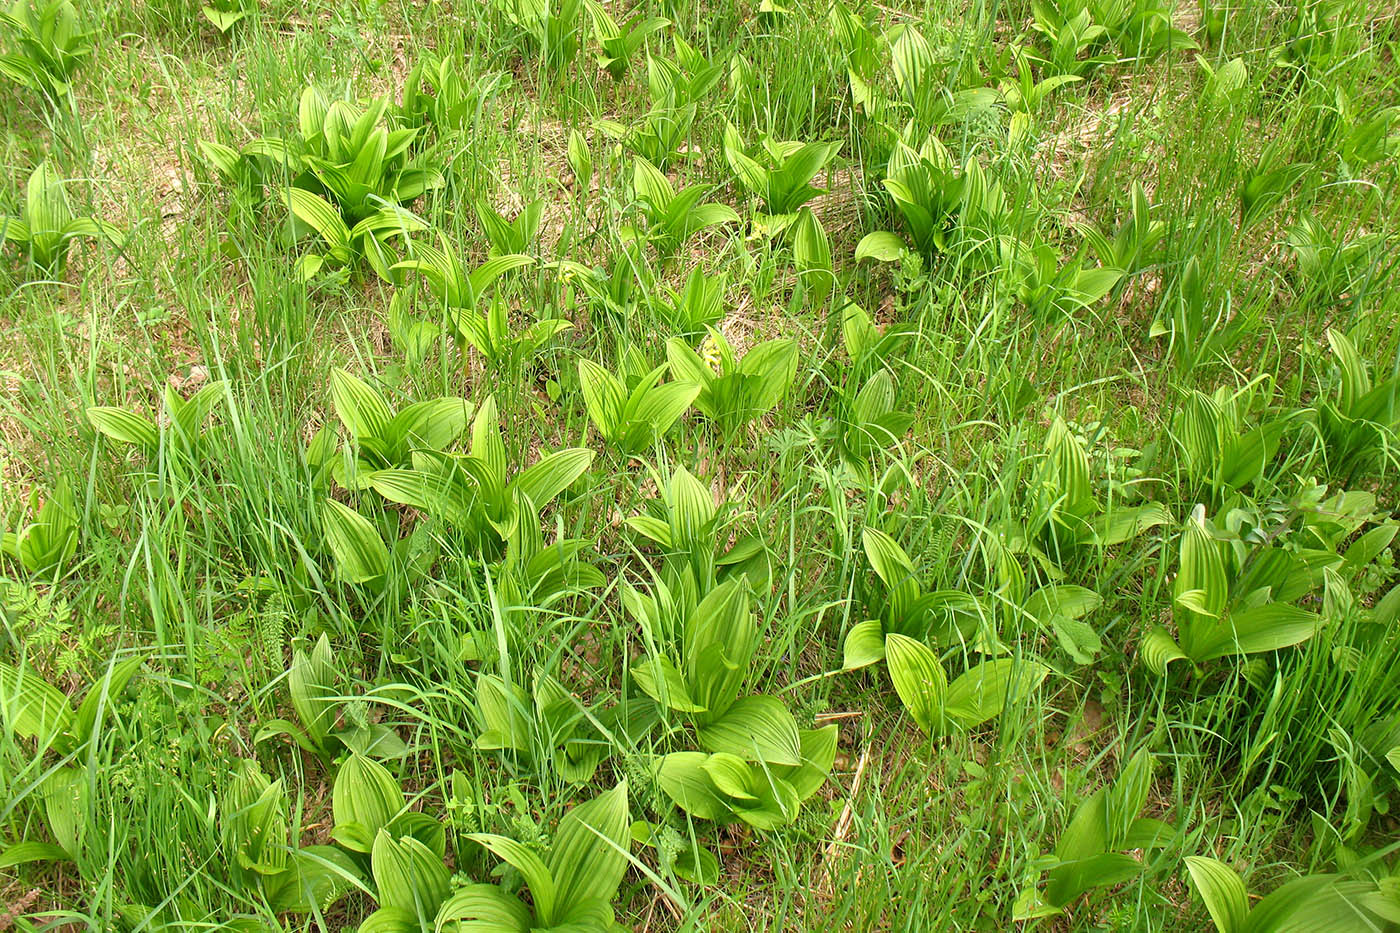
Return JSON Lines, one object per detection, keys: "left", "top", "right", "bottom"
{"left": 818, "top": 725, "right": 872, "bottom": 896}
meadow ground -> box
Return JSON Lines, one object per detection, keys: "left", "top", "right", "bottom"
{"left": 2, "top": 0, "right": 1399, "bottom": 929}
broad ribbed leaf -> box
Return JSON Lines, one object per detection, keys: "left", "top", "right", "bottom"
{"left": 332, "top": 754, "right": 404, "bottom": 851}
{"left": 884, "top": 633, "right": 947, "bottom": 734}
{"left": 655, "top": 752, "right": 731, "bottom": 822}
{"left": 287, "top": 187, "right": 350, "bottom": 252}
{"left": 944, "top": 658, "right": 1047, "bottom": 729}
{"left": 842, "top": 619, "right": 887, "bottom": 669}
{"left": 468, "top": 834, "right": 557, "bottom": 923}
{"left": 578, "top": 359, "right": 626, "bottom": 441}
{"left": 371, "top": 829, "right": 450, "bottom": 916}
{"left": 87, "top": 407, "right": 158, "bottom": 450}
{"left": 547, "top": 782, "right": 630, "bottom": 924}
{"left": 289, "top": 635, "right": 337, "bottom": 749}
{"left": 1184, "top": 856, "right": 1248, "bottom": 933}
{"left": 434, "top": 883, "right": 532, "bottom": 930}
{"left": 697, "top": 695, "right": 802, "bottom": 765}
{"left": 511, "top": 448, "right": 593, "bottom": 510}
{"left": 322, "top": 499, "right": 388, "bottom": 583}
{"left": 1140, "top": 626, "right": 1188, "bottom": 675}
{"left": 0, "top": 662, "right": 71, "bottom": 744}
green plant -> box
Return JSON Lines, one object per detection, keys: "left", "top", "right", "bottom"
{"left": 625, "top": 156, "right": 739, "bottom": 258}
{"left": 2, "top": 486, "right": 78, "bottom": 576}
{"left": 400, "top": 56, "right": 510, "bottom": 131}
{"left": 583, "top": 0, "right": 667, "bottom": 80}
{"left": 665, "top": 329, "right": 797, "bottom": 441}
{"left": 284, "top": 187, "right": 427, "bottom": 282}
{"left": 854, "top": 133, "right": 967, "bottom": 261}
{"left": 1184, "top": 854, "right": 1400, "bottom": 932}
{"left": 199, "top": 0, "right": 250, "bottom": 33}
{"left": 474, "top": 670, "right": 645, "bottom": 784}
{"left": 791, "top": 206, "right": 836, "bottom": 306}
{"left": 824, "top": 367, "right": 915, "bottom": 474}
{"left": 221, "top": 760, "right": 359, "bottom": 913}
{"left": 497, "top": 0, "right": 582, "bottom": 70}
{"left": 392, "top": 233, "right": 537, "bottom": 368}
{"left": 1080, "top": 181, "right": 1164, "bottom": 280}
{"left": 624, "top": 464, "right": 772, "bottom": 592}
{"left": 653, "top": 731, "right": 836, "bottom": 831}
{"left": 1150, "top": 256, "right": 1257, "bottom": 373}
{"left": 999, "top": 45, "right": 1081, "bottom": 138}
{"left": 0, "top": 654, "right": 142, "bottom": 866}
{"left": 365, "top": 395, "right": 594, "bottom": 556}
{"left": 1030, "top": 1, "right": 1111, "bottom": 77}
{"left": 1016, "top": 417, "right": 1172, "bottom": 565}
{"left": 254, "top": 634, "right": 408, "bottom": 760}
{"left": 293, "top": 87, "right": 444, "bottom": 220}
{"left": 1315, "top": 329, "right": 1400, "bottom": 479}
{"left": 578, "top": 351, "right": 699, "bottom": 455}
{"left": 1016, "top": 748, "right": 1174, "bottom": 919}
{"left": 1324, "top": 86, "right": 1399, "bottom": 177}
{"left": 1142, "top": 503, "right": 1335, "bottom": 674}
{"left": 1003, "top": 238, "right": 1122, "bottom": 322}
{"left": 458, "top": 782, "right": 632, "bottom": 929}
{"left": 0, "top": 0, "right": 90, "bottom": 101}
{"left": 881, "top": 632, "right": 1048, "bottom": 738}
{"left": 476, "top": 197, "right": 544, "bottom": 257}
{"left": 1172, "top": 379, "right": 1290, "bottom": 502}
{"left": 634, "top": 578, "right": 838, "bottom": 829}
{"left": 87, "top": 381, "right": 228, "bottom": 462}
{"left": 1, "top": 162, "right": 121, "bottom": 273}
{"left": 1286, "top": 216, "right": 1387, "bottom": 304}
{"left": 1031, "top": 0, "right": 1195, "bottom": 76}
{"left": 722, "top": 122, "right": 839, "bottom": 225}
{"left": 200, "top": 86, "right": 443, "bottom": 278}
{"left": 557, "top": 246, "right": 647, "bottom": 332}
{"left": 323, "top": 368, "right": 473, "bottom": 490}
{"left": 652, "top": 264, "right": 725, "bottom": 337}
{"left": 1239, "top": 143, "right": 1310, "bottom": 232}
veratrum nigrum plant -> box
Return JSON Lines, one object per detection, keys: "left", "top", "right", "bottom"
{"left": 632, "top": 578, "right": 838, "bottom": 830}
{"left": 399, "top": 56, "right": 510, "bottom": 132}
{"left": 578, "top": 348, "right": 700, "bottom": 455}
{"left": 721, "top": 122, "right": 840, "bottom": 227}
{"left": 0, "top": 654, "right": 142, "bottom": 866}
{"left": 625, "top": 464, "right": 773, "bottom": 593}
{"left": 220, "top": 760, "right": 358, "bottom": 914}
{"left": 1, "top": 162, "right": 122, "bottom": 273}
{"left": 459, "top": 782, "right": 634, "bottom": 930}
{"left": 497, "top": 0, "right": 582, "bottom": 71}
{"left": 1015, "top": 748, "right": 1174, "bottom": 919}
{"left": 0, "top": 0, "right": 90, "bottom": 101}
{"left": 652, "top": 265, "right": 725, "bottom": 338}
{"left": 882, "top": 632, "right": 1048, "bottom": 738}
{"left": 665, "top": 329, "right": 798, "bottom": 441}
{"left": 625, "top": 156, "right": 739, "bottom": 259}
{"left": 1315, "top": 329, "right": 1400, "bottom": 479}
{"left": 253, "top": 634, "right": 408, "bottom": 762}
{"left": 200, "top": 86, "right": 443, "bottom": 279}
{"left": 1185, "top": 849, "right": 1400, "bottom": 933}
{"left": 583, "top": 0, "right": 668, "bottom": 81}
{"left": 391, "top": 233, "right": 538, "bottom": 371}
{"left": 1138, "top": 489, "right": 1393, "bottom": 674}
{"left": 199, "top": 0, "right": 249, "bottom": 33}
{"left": 365, "top": 395, "right": 594, "bottom": 557}
{"left": 87, "top": 380, "right": 228, "bottom": 463}
{"left": 475, "top": 669, "right": 654, "bottom": 784}
{"left": 323, "top": 368, "right": 473, "bottom": 490}
{"left": 1, "top": 486, "right": 79, "bottom": 576}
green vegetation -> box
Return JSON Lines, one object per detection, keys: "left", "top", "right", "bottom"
{"left": 2, "top": 0, "right": 1399, "bottom": 929}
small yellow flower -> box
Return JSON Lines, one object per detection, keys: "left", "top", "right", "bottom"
{"left": 699, "top": 333, "right": 722, "bottom": 372}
